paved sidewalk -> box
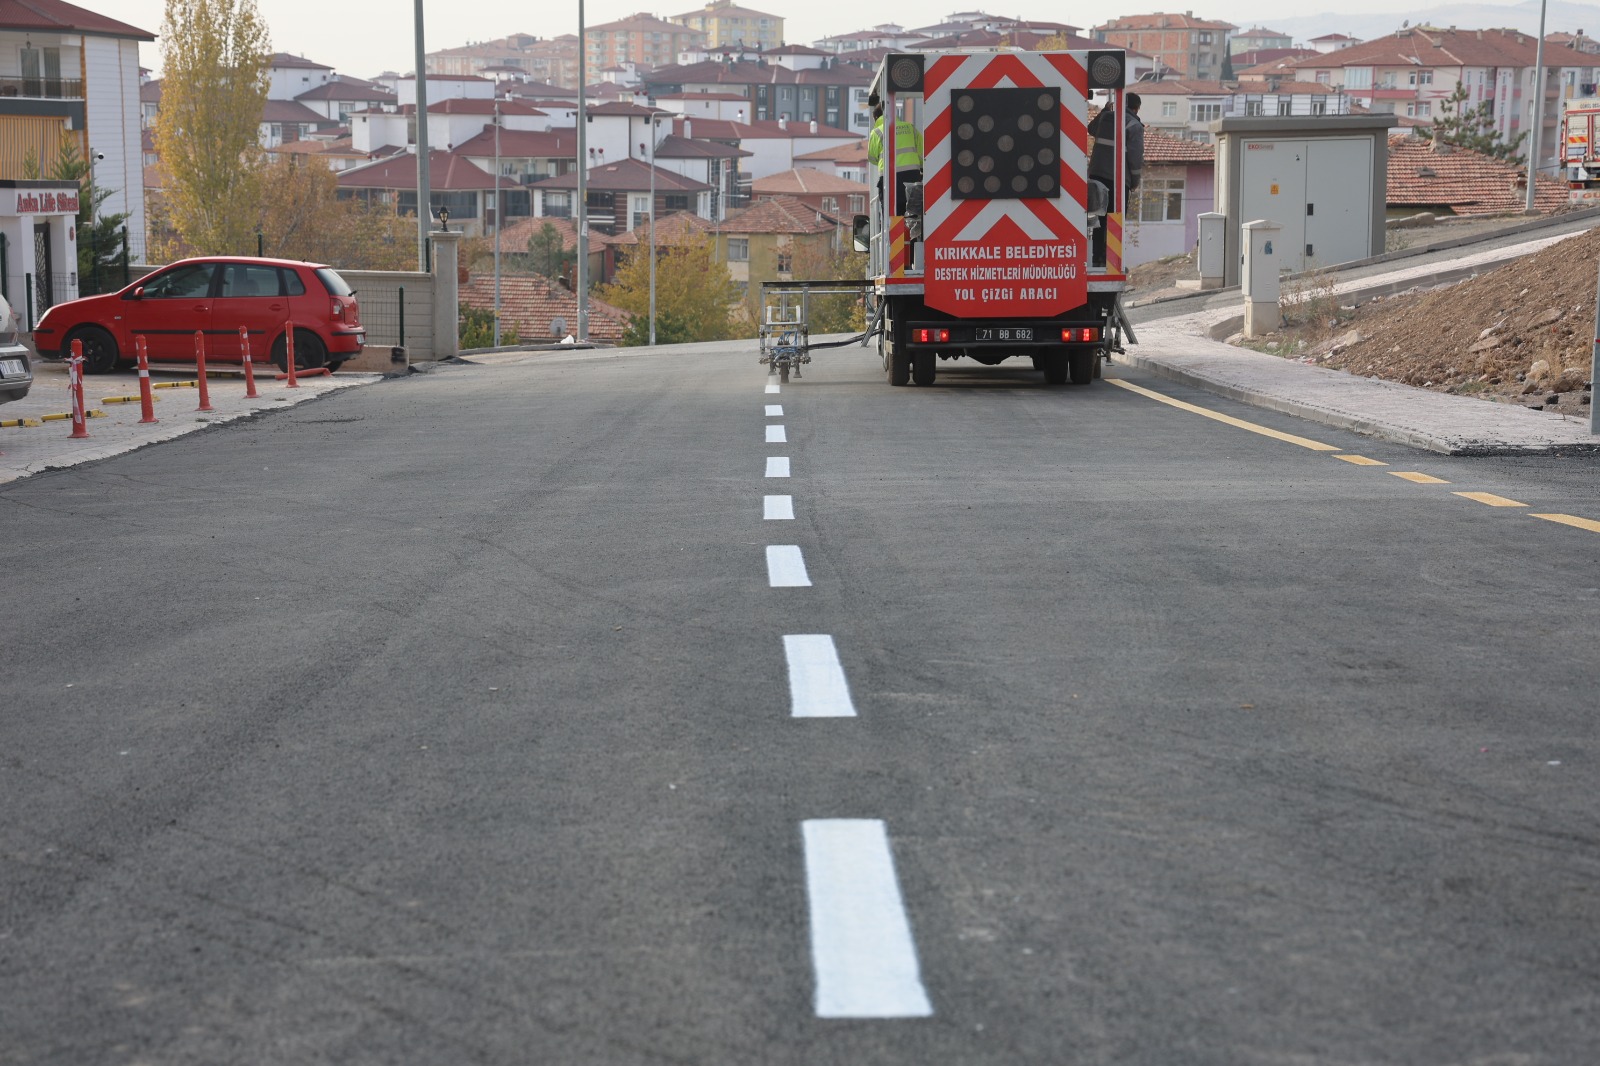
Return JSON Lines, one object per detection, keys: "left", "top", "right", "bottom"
{"left": 1124, "top": 225, "right": 1600, "bottom": 455}
{"left": 0, "top": 360, "right": 381, "bottom": 484}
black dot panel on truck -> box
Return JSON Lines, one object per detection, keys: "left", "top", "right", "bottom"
{"left": 950, "top": 87, "right": 1061, "bottom": 201}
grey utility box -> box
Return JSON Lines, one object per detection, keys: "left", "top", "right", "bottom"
{"left": 1210, "top": 115, "right": 1392, "bottom": 286}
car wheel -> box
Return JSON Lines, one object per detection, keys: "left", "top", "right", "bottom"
{"left": 68, "top": 326, "right": 119, "bottom": 374}
{"left": 324, "top": 359, "right": 346, "bottom": 374}
{"left": 271, "top": 329, "right": 328, "bottom": 372}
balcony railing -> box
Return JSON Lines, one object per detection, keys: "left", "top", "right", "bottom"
{"left": 0, "top": 77, "right": 85, "bottom": 100}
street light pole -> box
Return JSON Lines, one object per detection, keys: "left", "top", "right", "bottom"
{"left": 413, "top": 0, "right": 432, "bottom": 269}
{"left": 493, "top": 95, "right": 502, "bottom": 347}
{"left": 576, "top": 0, "right": 589, "bottom": 341}
{"left": 1526, "top": 0, "right": 1549, "bottom": 213}
{"left": 647, "top": 113, "right": 657, "bottom": 346}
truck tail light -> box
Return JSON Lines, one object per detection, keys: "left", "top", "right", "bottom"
{"left": 914, "top": 328, "right": 950, "bottom": 343}
{"left": 1060, "top": 327, "right": 1101, "bottom": 342}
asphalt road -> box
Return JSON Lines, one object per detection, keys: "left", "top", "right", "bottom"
{"left": 4, "top": 340, "right": 1600, "bottom": 1064}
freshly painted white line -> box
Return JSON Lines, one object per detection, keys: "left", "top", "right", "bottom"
{"left": 766, "top": 456, "right": 790, "bottom": 478}
{"left": 782, "top": 635, "right": 855, "bottom": 718}
{"left": 764, "top": 494, "right": 795, "bottom": 520}
{"left": 767, "top": 425, "right": 787, "bottom": 443}
{"left": 767, "top": 545, "right": 812, "bottom": 587}
{"left": 765, "top": 404, "right": 783, "bottom": 416}
{"left": 766, "top": 381, "right": 781, "bottom": 394}
{"left": 803, "top": 819, "right": 933, "bottom": 1019}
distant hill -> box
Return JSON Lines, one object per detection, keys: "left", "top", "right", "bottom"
{"left": 1230, "top": 1, "right": 1600, "bottom": 48}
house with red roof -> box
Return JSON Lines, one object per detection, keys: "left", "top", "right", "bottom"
{"left": 1127, "top": 128, "right": 1217, "bottom": 266}
{"left": 529, "top": 157, "right": 714, "bottom": 234}
{"left": 643, "top": 57, "right": 873, "bottom": 135}
{"left": 792, "top": 139, "right": 869, "bottom": 184}
{"left": 712, "top": 194, "right": 844, "bottom": 299}
{"left": 1280, "top": 27, "right": 1600, "bottom": 175}
{"left": 752, "top": 168, "right": 868, "bottom": 217}
{"left": 1386, "top": 133, "right": 1568, "bottom": 215}
{"left": 0, "top": 0, "right": 153, "bottom": 265}
{"left": 459, "top": 272, "right": 629, "bottom": 344}
{"left": 337, "top": 150, "right": 502, "bottom": 236}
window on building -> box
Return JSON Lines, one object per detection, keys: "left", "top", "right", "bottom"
{"left": 1245, "top": 100, "right": 1264, "bottom": 116}
{"left": 544, "top": 191, "right": 572, "bottom": 218}
{"left": 1191, "top": 103, "right": 1222, "bottom": 122}
{"left": 1162, "top": 100, "right": 1178, "bottom": 116}
{"left": 1198, "top": 32, "right": 1212, "bottom": 44}
{"left": 1409, "top": 68, "right": 1434, "bottom": 85}
{"left": 1277, "top": 99, "right": 1293, "bottom": 116}
{"left": 776, "top": 248, "right": 793, "bottom": 272}
{"left": 728, "top": 238, "right": 750, "bottom": 261}
{"left": 1138, "top": 176, "right": 1184, "bottom": 222}
{"left": 1406, "top": 101, "right": 1432, "bottom": 117}
{"left": 848, "top": 194, "right": 865, "bottom": 213}
{"left": 1310, "top": 99, "right": 1328, "bottom": 115}
{"left": 664, "top": 194, "right": 690, "bottom": 211}
{"left": 1316, "top": 71, "right": 1330, "bottom": 84}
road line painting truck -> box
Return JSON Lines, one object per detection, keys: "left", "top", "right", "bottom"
{"left": 1562, "top": 96, "right": 1600, "bottom": 205}
{"left": 858, "top": 48, "right": 1136, "bottom": 387}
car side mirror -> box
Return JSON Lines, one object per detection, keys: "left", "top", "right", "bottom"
{"left": 851, "top": 213, "right": 870, "bottom": 253}
{"left": 127, "top": 286, "right": 145, "bottom": 300}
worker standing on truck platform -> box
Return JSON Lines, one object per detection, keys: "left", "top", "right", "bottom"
{"left": 868, "top": 101, "right": 924, "bottom": 216}
{"left": 1088, "top": 91, "right": 1144, "bottom": 267}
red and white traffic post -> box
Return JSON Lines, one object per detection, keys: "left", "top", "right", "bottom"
{"left": 193, "top": 331, "right": 214, "bottom": 412}
{"left": 239, "top": 325, "right": 258, "bottom": 399}
{"left": 283, "top": 321, "right": 299, "bottom": 388}
{"left": 66, "top": 340, "right": 90, "bottom": 439}
{"left": 135, "top": 336, "right": 158, "bottom": 423}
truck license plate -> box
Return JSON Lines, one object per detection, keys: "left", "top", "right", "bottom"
{"left": 975, "top": 327, "right": 1032, "bottom": 341}
{"left": 0, "top": 358, "right": 23, "bottom": 377}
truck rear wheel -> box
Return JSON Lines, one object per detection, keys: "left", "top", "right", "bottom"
{"left": 889, "top": 349, "right": 910, "bottom": 385}
{"left": 1069, "top": 349, "right": 1095, "bottom": 385}
{"left": 912, "top": 350, "right": 936, "bottom": 386}
{"left": 1041, "top": 353, "right": 1068, "bottom": 385}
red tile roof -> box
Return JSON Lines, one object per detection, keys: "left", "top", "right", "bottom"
{"left": 794, "top": 140, "right": 869, "bottom": 164}
{"left": 531, "top": 158, "right": 711, "bottom": 193}
{"left": 459, "top": 273, "right": 629, "bottom": 344}
{"left": 337, "top": 150, "right": 499, "bottom": 191}
{"left": 654, "top": 134, "right": 750, "bottom": 160}
{"left": 753, "top": 168, "right": 868, "bottom": 196}
{"left": 497, "top": 216, "right": 622, "bottom": 252}
{"left": 0, "top": 0, "right": 153, "bottom": 39}
{"left": 1386, "top": 134, "right": 1569, "bottom": 214}
{"left": 453, "top": 127, "right": 579, "bottom": 159}
{"left": 609, "top": 210, "right": 720, "bottom": 246}
{"left": 1142, "top": 128, "right": 1215, "bottom": 163}
{"left": 1285, "top": 26, "right": 1596, "bottom": 73}
{"left": 720, "top": 195, "right": 841, "bottom": 234}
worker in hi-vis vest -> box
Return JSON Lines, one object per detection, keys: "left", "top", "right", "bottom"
{"left": 868, "top": 101, "right": 923, "bottom": 216}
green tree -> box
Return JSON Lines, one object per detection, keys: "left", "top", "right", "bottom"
{"left": 459, "top": 304, "right": 519, "bottom": 348}
{"left": 527, "top": 222, "right": 573, "bottom": 279}
{"left": 154, "top": 0, "right": 272, "bottom": 256}
{"left": 25, "top": 135, "right": 129, "bottom": 293}
{"left": 1433, "top": 83, "right": 1527, "bottom": 164}
{"left": 601, "top": 233, "right": 741, "bottom": 345}
{"left": 256, "top": 156, "right": 414, "bottom": 270}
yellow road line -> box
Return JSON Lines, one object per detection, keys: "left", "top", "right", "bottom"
{"left": 1106, "top": 378, "right": 1341, "bottom": 451}
{"left": 1334, "top": 454, "right": 1387, "bottom": 466}
{"left": 1453, "top": 491, "right": 1527, "bottom": 508}
{"left": 1391, "top": 471, "right": 1450, "bottom": 484}
{"left": 1531, "top": 513, "right": 1600, "bottom": 533}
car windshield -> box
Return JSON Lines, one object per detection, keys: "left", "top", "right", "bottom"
{"left": 142, "top": 263, "right": 216, "bottom": 299}
{"left": 315, "top": 268, "right": 354, "bottom": 297}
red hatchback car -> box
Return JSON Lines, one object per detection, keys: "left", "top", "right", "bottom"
{"left": 33, "top": 256, "right": 364, "bottom": 374}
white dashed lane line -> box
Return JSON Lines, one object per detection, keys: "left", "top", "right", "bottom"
{"left": 767, "top": 545, "right": 812, "bottom": 587}
{"left": 782, "top": 635, "right": 856, "bottom": 718}
{"left": 767, "top": 425, "right": 788, "bottom": 443}
{"left": 766, "top": 456, "right": 790, "bottom": 478}
{"left": 803, "top": 819, "right": 934, "bottom": 1019}
{"left": 764, "top": 495, "right": 795, "bottom": 520}
{"left": 766, "top": 404, "right": 784, "bottom": 416}
{"left": 766, "top": 381, "right": 781, "bottom": 394}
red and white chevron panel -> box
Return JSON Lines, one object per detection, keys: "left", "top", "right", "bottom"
{"left": 921, "top": 51, "right": 1092, "bottom": 319}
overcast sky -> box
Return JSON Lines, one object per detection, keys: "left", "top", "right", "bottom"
{"left": 121, "top": 0, "right": 1531, "bottom": 79}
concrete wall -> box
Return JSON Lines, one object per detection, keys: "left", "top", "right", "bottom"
{"left": 341, "top": 269, "right": 435, "bottom": 358}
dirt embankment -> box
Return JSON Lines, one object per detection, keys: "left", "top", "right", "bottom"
{"left": 1130, "top": 220, "right": 1599, "bottom": 416}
